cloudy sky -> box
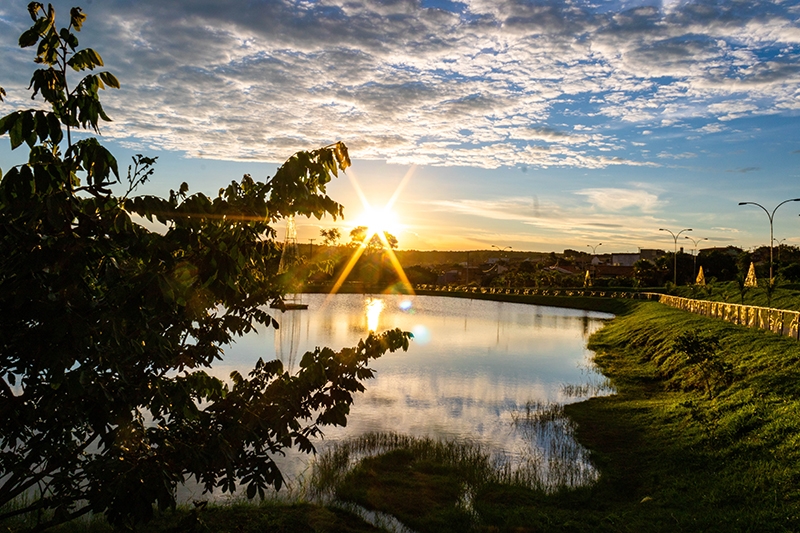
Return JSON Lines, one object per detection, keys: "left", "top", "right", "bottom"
{"left": 1, "top": 0, "right": 799, "bottom": 253}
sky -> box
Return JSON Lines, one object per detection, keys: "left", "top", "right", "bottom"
{"left": 1, "top": 0, "right": 799, "bottom": 254}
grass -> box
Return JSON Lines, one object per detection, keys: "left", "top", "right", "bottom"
{"left": 310, "top": 433, "right": 494, "bottom": 532}
{"left": 309, "top": 425, "right": 599, "bottom": 533}
{"left": 3, "top": 500, "right": 387, "bottom": 533}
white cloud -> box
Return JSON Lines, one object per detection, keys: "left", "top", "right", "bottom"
{"left": 575, "top": 187, "right": 662, "bottom": 212}
{"left": 657, "top": 151, "right": 697, "bottom": 159}
{"left": 0, "top": 0, "right": 797, "bottom": 169}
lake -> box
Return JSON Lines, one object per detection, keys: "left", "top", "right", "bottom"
{"left": 194, "top": 293, "right": 614, "bottom": 496}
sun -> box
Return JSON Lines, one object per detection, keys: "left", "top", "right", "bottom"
{"left": 320, "top": 165, "right": 417, "bottom": 303}
{"left": 353, "top": 205, "right": 402, "bottom": 239}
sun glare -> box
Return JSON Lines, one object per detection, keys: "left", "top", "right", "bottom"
{"left": 321, "top": 165, "right": 418, "bottom": 304}
{"left": 365, "top": 297, "right": 385, "bottom": 332}
{"left": 354, "top": 206, "right": 402, "bottom": 239}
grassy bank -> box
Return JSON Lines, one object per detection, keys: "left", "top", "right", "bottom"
{"left": 413, "top": 289, "right": 638, "bottom": 315}
{"left": 567, "top": 301, "right": 800, "bottom": 531}
{"left": 316, "top": 300, "right": 800, "bottom": 531}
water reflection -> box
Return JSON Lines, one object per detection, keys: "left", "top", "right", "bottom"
{"left": 365, "top": 297, "right": 385, "bottom": 332}
{"left": 210, "top": 294, "right": 613, "bottom": 492}
{"left": 274, "top": 306, "right": 301, "bottom": 372}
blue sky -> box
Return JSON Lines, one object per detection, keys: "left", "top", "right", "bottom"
{"left": 1, "top": 0, "right": 799, "bottom": 253}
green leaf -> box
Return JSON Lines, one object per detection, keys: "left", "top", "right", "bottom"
{"left": 300, "top": 351, "right": 318, "bottom": 368}
{"left": 99, "top": 72, "right": 120, "bottom": 89}
{"left": 67, "top": 49, "right": 103, "bottom": 71}
{"left": 47, "top": 112, "right": 63, "bottom": 144}
{"left": 88, "top": 48, "right": 104, "bottom": 67}
{"left": 70, "top": 7, "right": 86, "bottom": 31}
{"left": 18, "top": 28, "right": 40, "bottom": 48}
{"left": 21, "top": 111, "right": 37, "bottom": 148}
{"left": 113, "top": 210, "right": 131, "bottom": 233}
{"left": 34, "top": 110, "right": 48, "bottom": 142}
{"left": 9, "top": 113, "right": 25, "bottom": 150}
{"left": 28, "top": 3, "right": 44, "bottom": 21}
{"left": 30, "top": 15, "right": 53, "bottom": 39}
{"left": 0, "top": 112, "right": 17, "bottom": 137}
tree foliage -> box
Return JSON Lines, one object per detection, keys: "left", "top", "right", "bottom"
{"left": 320, "top": 227, "right": 341, "bottom": 246}
{"left": 349, "top": 225, "right": 398, "bottom": 251}
{"left": 0, "top": 5, "right": 410, "bottom": 531}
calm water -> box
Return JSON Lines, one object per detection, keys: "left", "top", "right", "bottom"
{"left": 195, "top": 293, "right": 613, "bottom": 495}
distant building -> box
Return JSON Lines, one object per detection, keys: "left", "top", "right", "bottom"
{"left": 612, "top": 253, "right": 640, "bottom": 267}
{"left": 591, "top": 254, "right": 611, "bottom": 265}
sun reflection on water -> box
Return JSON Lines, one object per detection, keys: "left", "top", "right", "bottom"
{"left": 365, "top": 297, "right": 385, "bottom": 332}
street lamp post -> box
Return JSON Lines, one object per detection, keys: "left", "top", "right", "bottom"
{"left": 492, "top": 245, "right": 512, "bottom": 257}
{"left": 586, "top": 243, "right": 602, "bottom": 278}
{"left": 659, "top": 228, "right": 692, "bottom": 285}
{"left": 739, "top": 198, "right": 800, "bottom": 284}
{"left": 492, "top": 245, "right": 512, "bottom": 287}
{"left": 774, "top": 238, "right": 787, "bottom": 263}
{"left": 684, "top": 236, "right": 708, "bottom": 281}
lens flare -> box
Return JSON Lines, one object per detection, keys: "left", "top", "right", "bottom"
{"left": 411, "top": 324, "right": 431, "bottom": 345}
{"left": 399, "top": 299, "right": 413, "bottom": 312}
{"left": 322, "top": 165, "right": 417, "bottom": 305}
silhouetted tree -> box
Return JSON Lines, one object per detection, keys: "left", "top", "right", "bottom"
{"left": 349, "top": 225, "right": 398, "bottom": 251}
{"left": 0, "top": 6, "right": 409, "bottom": 530}
{"left": 320, "top": 227, "right": 341, "bottom": 246}
{"left": 698, "top": 247, "right": 740, "bottom": 281}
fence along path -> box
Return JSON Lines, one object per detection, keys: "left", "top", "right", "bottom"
{"left": 414, "top": 285, "right": 800, "bottom": 340}
{"left": 656, "top": 294, "right": 800, "bottom": 340}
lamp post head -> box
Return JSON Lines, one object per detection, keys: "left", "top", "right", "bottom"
{"left": 738, "top": 202, "right": 747, "bottom": 205}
